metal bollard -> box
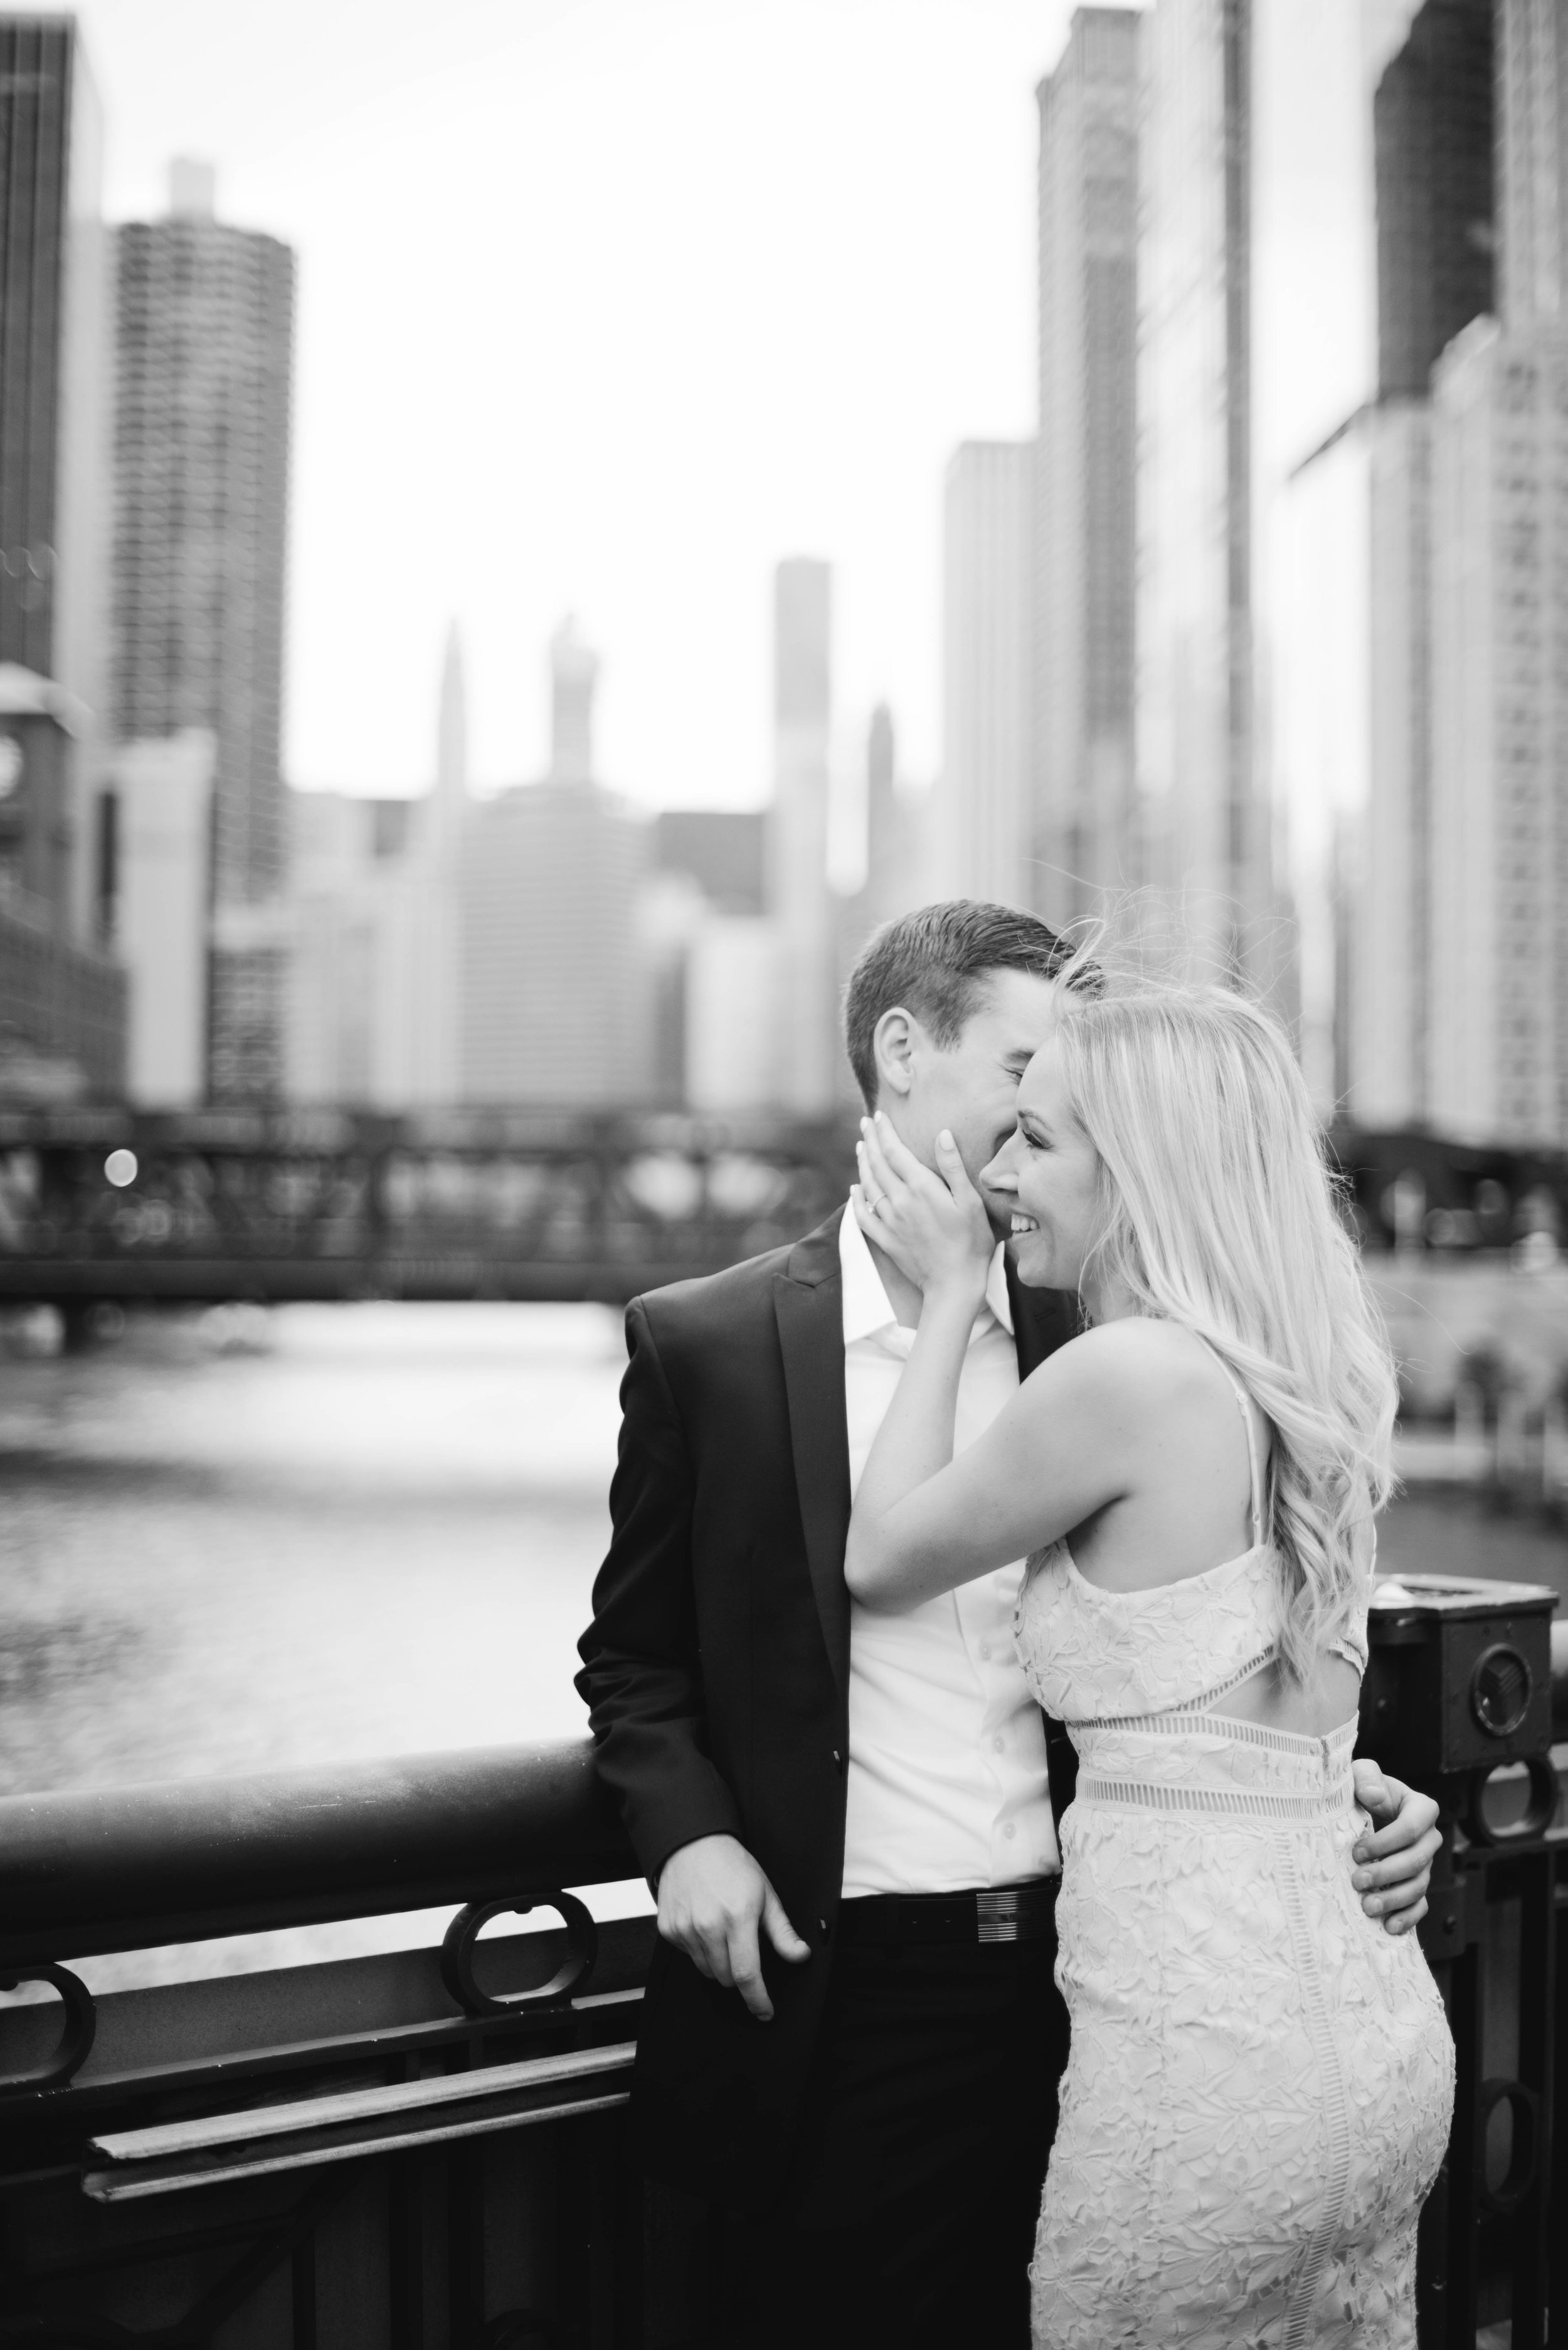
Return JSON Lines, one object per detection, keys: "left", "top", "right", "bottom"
{"left": 1359, "top": 1572, "right": 1563, "bottom": 2349}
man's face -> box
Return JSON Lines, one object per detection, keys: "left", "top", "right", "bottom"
{"left": 878, "top": 968, "right": 1061, "bottom": 1239}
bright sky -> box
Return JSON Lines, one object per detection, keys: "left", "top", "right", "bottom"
{"left": 74, "top": 0, "right": 1101, "bottom": 808}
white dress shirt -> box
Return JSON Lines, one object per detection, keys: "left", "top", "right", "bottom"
{"left": 839, "top": 1201, "right": 1061, "bottom": 1898}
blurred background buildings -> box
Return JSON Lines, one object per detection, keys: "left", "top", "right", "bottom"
{"left": 5, "top": 1, "right": 1568, "bottom": 1170}
{"left": 0, "top": 16, "right": 122, "bottom": 1101}
{"left": 112, "top": 156, "right": 293, "bottom": 1103}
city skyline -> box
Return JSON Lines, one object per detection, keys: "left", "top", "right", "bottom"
{"left": 13, "top": 0, "right": 1567, "bottom": 1160}
{"left": 68, "top": 0, "right": 1106, "bottom": 812}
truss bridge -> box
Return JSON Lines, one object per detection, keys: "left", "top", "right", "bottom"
{"left": 0, "top": 1105, "right": 857, "bottom": 1312}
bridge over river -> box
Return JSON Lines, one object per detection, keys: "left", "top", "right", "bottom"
{"left": 3, "top": 1103, "right": 1565, "bottom": 1314}
{"left": 0, "top": 1105, "right": 856, "bottom": 1310}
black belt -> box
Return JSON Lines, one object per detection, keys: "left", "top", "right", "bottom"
{"left": 836, "top": 1879, "right": 1059, "bottom": 1947}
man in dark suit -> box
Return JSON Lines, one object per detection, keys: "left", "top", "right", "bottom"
{"left": 577, "top": 902, "right": 1441, "bottom": 2348}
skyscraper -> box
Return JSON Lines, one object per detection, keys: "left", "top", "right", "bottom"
{"left": 106, "top": 731, "right": 214, "bottom": 1106}
{"left": 1497, "top": 0, "right": 1568, "bottom": 329}
{"left": 938, "top": 442, "right": 1033, "bottom": 907}
{"left": 1375, "top": 0, "right": 1495, "bottom": 403}
{"left": 0, "top": 666, "right": 124, "bottom": 1097}
{"left": 0, "top": 16, "right": 122, "bottom": 1095}
{"left": 112, "top": 162, "right": 295, "bottom": 1101}
{"left": 0, "top": 15, "right": 112, "bottom": 731}
{"left": 283, "top": 785, "right": 420, "bottom": 1107}
{"left": 861, "top": 703, "right": 924, "bottom": 925}
{"left": 457, "top": 622, "right": 649, "bottom": 1104}
{"left": 647, "top": 808, "right": 768, "bottom": 1104}
{"left": 1425, "top": 0, "right": 1568, "bottom": 1146}
{"left": 1355, "top": 408, "right": 1434, "bottom": 1125}
{"left": 1136, "top": 0, "right": 1262, "bottom": 976}
{"left": 1349, "top": 0, "right": 1493, "bottom": 1127}
{"left": 401, "top": 622, "right": 466, "bottom": 1105}
{"left": 1034, "top": 8, "right": 1139, "bottom": 923}
{"left": 1428, "top": 316, "right": 1568, "bottom": 1146}
{"left": 768, "top": 558, "right": 837, "bottom": 1113}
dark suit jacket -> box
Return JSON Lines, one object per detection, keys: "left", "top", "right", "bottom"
{"left": 575, "top": 1208, "right": 1079, "bottom": 2206}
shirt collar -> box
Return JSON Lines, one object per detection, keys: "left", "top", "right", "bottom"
{"left": 839, "top": 1195, "right": 1014, "bottom": 1345}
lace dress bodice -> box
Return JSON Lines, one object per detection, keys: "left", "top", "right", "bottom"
{"left": 1019, "top": 1536, "right": 1294, "bottom": 1721}
{"left": 1014, "top": 1537, "right": 1369, "bottom": 1819}
{"left": 1009, "top": 1353, "right": 1452, "bottom": 2349}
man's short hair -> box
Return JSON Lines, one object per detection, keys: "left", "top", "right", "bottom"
{"left": 842, "top": 900, "right": 1078, "bottom": 1106}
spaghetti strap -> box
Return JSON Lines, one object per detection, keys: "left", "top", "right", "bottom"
{"left": 1195, "top": 1336, "right": 1266, "bottom": 1548}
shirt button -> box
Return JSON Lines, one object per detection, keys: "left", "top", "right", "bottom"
{"left": 992, "top": 1736, "right": 1005, "bottom": 1753}
{"left": 978, "top": 1642, "right": 992, "bottom": 1661}
{"left": 1004, "top": 1822, "right": 1017, "bottom": 1840}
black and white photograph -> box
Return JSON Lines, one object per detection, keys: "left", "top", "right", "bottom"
{"left": 0, "top": 2, "right": 1565, "bottom": 2344}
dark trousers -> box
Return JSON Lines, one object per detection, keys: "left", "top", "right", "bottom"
{"left": 706, "top": 1930, "right": 1069, "bottom": 2349}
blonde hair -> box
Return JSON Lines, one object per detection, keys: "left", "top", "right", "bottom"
{"left": 1050, "top": 980, "right": 1397, "bottom": 1683}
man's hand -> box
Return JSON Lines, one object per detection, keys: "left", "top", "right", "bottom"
{"left": 656, "top": 1833, "right": 812, "bottom": 2020}
{"left": 1350, "top": 1760, "right": 1443, "bottom": 1935}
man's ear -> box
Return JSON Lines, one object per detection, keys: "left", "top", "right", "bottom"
{"left": 871, "top": 1006, "right": 917, "bottom": 1100}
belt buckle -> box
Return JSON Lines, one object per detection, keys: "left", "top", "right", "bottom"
{"left": 975, "top": 1888, "right": 1023, "bottom": 1943}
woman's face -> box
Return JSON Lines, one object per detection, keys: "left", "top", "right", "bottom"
{"left": 980, "top": 1035, "right": 1104, "bottom": 1292}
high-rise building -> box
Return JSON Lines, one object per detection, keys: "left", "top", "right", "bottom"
{"left": 647, "top": 811, "right": 768, "bottom": 1109}
{"left": 105, "top": 731, "right": 214, "bottom": 1105}
{"left": 401, "top": 623, "right": 466, "bottom": 1105}
{"left": 1428, "top": 315, "right": 1568, "bottom": 1146}
{"left": 938, "top": 442, "right": 1034, "bottom": 907}
{"left": 457, "top": 622, "right": 649, "bottom": 1104}
{"left": 685, "top": 918, "right": 783, "bottom": 1112}
{"left": 1375, "top": 0, "right": 1495, "bottom": 402}
{"left": 1354, "top": 405, "right": 1434, "bottom": 1125}
{"left": 0, "top": 665, "right": 124, "bottom": 1098}
{"left": 284, "top": 787, "right": 418, "bottom": 1105}
{"left": 1034, "top": 8, "right": 1138, "bottom": 924}
{"left": 283, "top": 630, "right": 464, "bottom": 1110}
{"left": 112, "top": 161, "right": 295, "bottom": 1102}
{"left": 1346, "top": 0, "right": 1493, "bottom": 1127}
{"left": 0, "top": 18, "right": 121, "bottom": 1097}
{"left": 0, "top": 16, "right": 112, "bottom": 741}
{"left": 654, "top": 811, "right": 766, "bottom": 915}
{"left": 1136, "top": 0, "right": 1263, "bottom": 977}
{"left": 861, "top": 703, "right": 926, "bottom": 926}
{"left": 1424, "top": 0, "right": 1568, "bottom": 1147}
{"left": 1498, "top": 0, "right": 1568, "bottom": 330}
{"left": 832, "top": 704, "right": 930, "bottom": 1105}
{"left": 768, "top": 558, "right": 837, "bottom": 1113}
{"left": 1255, "top": 0, "right": 1493, "bottom": 1120}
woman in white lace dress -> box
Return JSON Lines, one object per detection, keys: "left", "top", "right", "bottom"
{"left": 843, "top": 981, "right": 1453, "bottom": 2349}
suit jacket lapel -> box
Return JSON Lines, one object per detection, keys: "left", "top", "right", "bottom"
{"left": 773, "top": 1211, "right": 852, "bottom": 1708}
{"left": 770, "top": 1230, "right": 1074, "bottom": 1712}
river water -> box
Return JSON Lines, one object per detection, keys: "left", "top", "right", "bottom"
{"left": 1, "top": 1302, "right": 645, "bottom": 1987}
{"left": 3, "top": 1300, "right": 1564, "bottom": 1987}
{"left": 1, "top": 1304, "right": 626, "bottom": 1801}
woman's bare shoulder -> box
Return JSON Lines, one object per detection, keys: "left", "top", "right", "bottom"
{"left": 1029, "top": 1314, "right": 1216, "bottom": 1400}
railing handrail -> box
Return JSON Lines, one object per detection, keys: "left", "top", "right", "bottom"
{"left": 0, "top": 1738, "right": 637, "bottom": 1969}
{"left": 2, "top": 1625, "right": 1563, "bottom": 1971}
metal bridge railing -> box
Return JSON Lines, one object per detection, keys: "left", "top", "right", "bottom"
{"left": 0, "top": 1743, "right": 657, "bottom": 2347}
{"left": 0, "top": 1107, "right": 859, "bottom": 1309}
{"left": 0, "top": 1585, "right": 1563, "bottom": 2348}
